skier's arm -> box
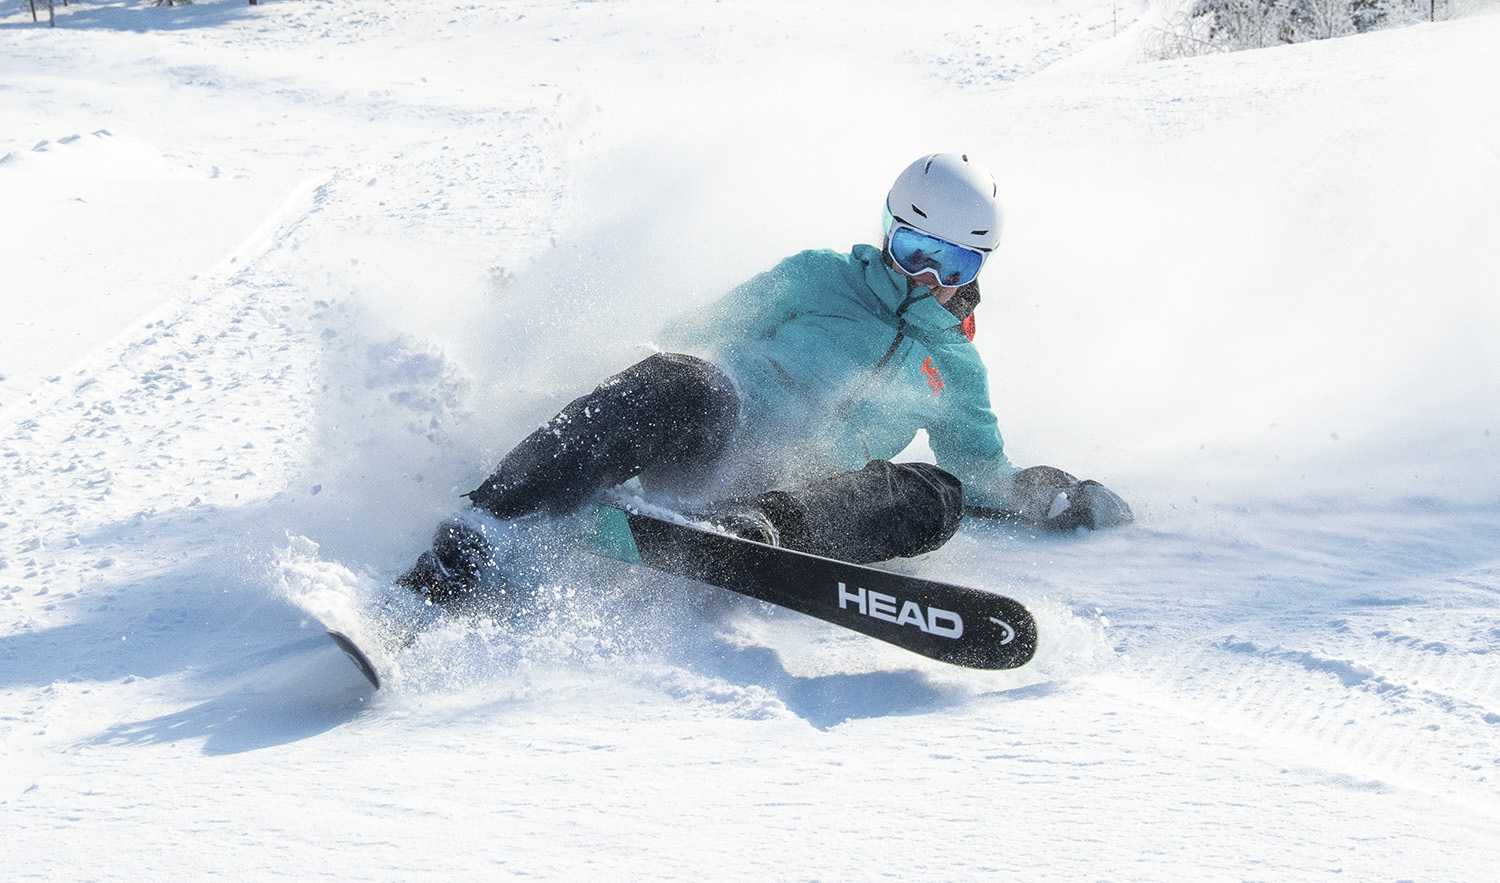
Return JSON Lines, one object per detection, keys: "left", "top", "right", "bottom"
{"left": 925, "top": 349, "right": 1131, "bottom": 530}
{"left": 924, "top": 358, "right": 1019, "bottom": 509}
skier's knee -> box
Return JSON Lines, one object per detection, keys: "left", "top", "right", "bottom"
{"left": 628, "top": 353, "right": 739, "bottom": 428}
{"left": 467, "top": 353, "right": 741, "bottom": 519}
{"left": 877, "top": 460, "right": 965, "bottom": 557}
{"left": 618, "top": 352, "right": 741, "bottom": 463}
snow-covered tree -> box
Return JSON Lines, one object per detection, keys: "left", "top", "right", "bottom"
{"left": 1149, "top": 0, "right": 1462, "bottom": 57}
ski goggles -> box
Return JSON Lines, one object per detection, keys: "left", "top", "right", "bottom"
{"left": 885, "top": 221, "right": 988, "bottom": 288}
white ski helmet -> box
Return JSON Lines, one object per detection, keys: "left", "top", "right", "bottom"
{"left": 884, "top": 153, "right": 1003, "bottom": 252}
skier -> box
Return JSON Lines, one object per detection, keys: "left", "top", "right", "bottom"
{"left": 398, "top": 153, "right": 1131, "bottom": 603}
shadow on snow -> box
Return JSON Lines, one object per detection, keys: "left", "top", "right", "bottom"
{"left": 0, "top": 499, "right": 376, "bottom": 754}
{"left": 695, "top": 637, "right": 967, "bottom": 731}
{"left": 91, "top": 638, "right": 372, "bottom": 756}
{"left": 1, "top": 0, "right": 262, "bottom": 33}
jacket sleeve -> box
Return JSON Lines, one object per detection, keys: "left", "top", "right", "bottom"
{"left": 925, "top": 343, "right": 1019, "bottom": 508}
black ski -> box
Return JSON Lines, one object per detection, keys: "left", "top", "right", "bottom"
{"left": 327, "top": 507, "right": 1038, "bottom": 686}
{"left": 327, "top": 629, "right": 381, "bottom": 689}
{"left": 595, "top": 506, "right": 1037, "bottom": 670}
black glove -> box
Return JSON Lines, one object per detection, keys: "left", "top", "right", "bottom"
{"left": 1004, "top": 465, "right": 1133, "bottom": 532}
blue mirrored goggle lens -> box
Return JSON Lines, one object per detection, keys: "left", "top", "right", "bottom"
{"left": 888, "top": 225, "right": 986, "bottom": 287}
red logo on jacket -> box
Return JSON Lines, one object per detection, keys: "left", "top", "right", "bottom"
{"left": 919, "top": 357, "right": 945, "bottom": 396}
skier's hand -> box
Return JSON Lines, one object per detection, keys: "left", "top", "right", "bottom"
{"left": 991, "top": 465, "right": 1133, "bottom": 531}
{"left": 1059, "top": 478, "right": 1133, "bottom": 530}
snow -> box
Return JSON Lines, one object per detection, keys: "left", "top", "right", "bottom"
{"left": 3, "top": 0, "right": 1499, "bottom": 877}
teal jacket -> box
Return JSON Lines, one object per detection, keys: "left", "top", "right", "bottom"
{"left": 664, "top": 244, "right": 1018, "bottom": 506}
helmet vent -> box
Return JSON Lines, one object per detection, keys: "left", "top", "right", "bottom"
{"left": 971, "top": 229, "right": 989, "bottom": 236}
{"left": 910, "top": 204, "right": 928, "bottom": 218}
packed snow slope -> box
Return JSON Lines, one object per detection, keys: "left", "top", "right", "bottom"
{"left": 3, "top": 0, "right": 1499, "bottom": 878}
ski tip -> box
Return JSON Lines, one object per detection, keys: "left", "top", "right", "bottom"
{"left": 327, "top": 629, "right": 381, "bottom": 690}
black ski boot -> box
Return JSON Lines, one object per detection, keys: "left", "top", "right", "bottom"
{"left": 395, "top": 518, "right": 495, "bottom": 605}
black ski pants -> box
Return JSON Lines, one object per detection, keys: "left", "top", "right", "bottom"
{"left": 466, "top": 353, "right": 964, "bottom": 563}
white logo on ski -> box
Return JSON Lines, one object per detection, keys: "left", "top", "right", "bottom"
{"left": 988, "top": 617, "right": 1016, "bottom": 645}
{"left": 836, "top": 582, "right": 963, "bottom": 639}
